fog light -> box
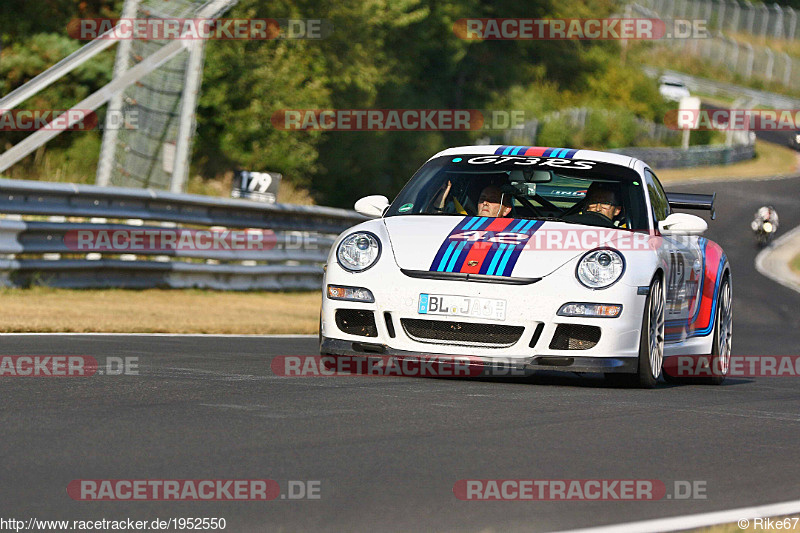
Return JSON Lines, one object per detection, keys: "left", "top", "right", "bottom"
{"left": 327, "top": 285, "right": 375, "bottom": 303}
{"left": 557, "top": 303, "right": 622, "bottom": 318}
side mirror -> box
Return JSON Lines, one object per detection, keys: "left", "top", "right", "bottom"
{"left": 354, "top": 195, "right": 390, "bottom": 218}
{"left": 658, "top": 213, "right": 708, "bottom": 235}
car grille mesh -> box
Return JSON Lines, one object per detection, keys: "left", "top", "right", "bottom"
{"left": 400, "top": 319, "right": 524, "bottom": 348}
{"left": 335, "top": 309, "right": 378, "bottom": 337}
{"left": 549, "top": 324, "right": 601, "bottom": 350}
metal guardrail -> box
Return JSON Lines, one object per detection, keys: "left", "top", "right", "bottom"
{"left": 0, "top": 179, "right": 367, "bottom": 290}
{"left": 611, "top": 139, "right": 756, "bottom": 169}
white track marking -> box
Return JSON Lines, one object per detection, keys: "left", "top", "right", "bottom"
{"left": 554, "top": 498, "right": 800, "bottom": 533}
{"left": 756, "top": 223, "right": 800, "bottom": 294}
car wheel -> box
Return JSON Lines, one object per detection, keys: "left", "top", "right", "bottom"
{"left": 605, "top": 275, "right": 664, "bottom": 388}
{"left": 636, "top": 276, "right": 665, "bottom": 388}
{"left": 702, "top": 273, "right": 732, "bottom": 385}
{"left": 662, "top": 272, "right": 732, "bottom": 385}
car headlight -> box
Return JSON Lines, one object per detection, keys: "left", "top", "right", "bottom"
{"left": 576, "top": 248, "right": 625, "bottom": 289}
{"left": 337, "top": 232, "right": 381, "bottom": 272}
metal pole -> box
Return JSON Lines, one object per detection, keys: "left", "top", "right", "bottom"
{"left": 759, "top": 3, "right": 769, "bottom": 40}
{"left": 96, "top": 0, "right": 141, "bottom": 186}
{"left": 717, "top": 32, "right": 728, "bottom": 64}
{"left": 730, "top": 39, "right": 740, "bottom": 70}
{"left": 731, "top": 1, "right": 741, "bottom": 32}
{"left": 773, "top": 3, "right": 784, "bottom": 39}
{"left": 743, "top": 43, "right": 754, "bottom": 78}
{"left": 170, "top": 39, "right": 206, "bottom": 193}
{"left": 0, "top": 40, "right": 186, "bottom": 173}
{"left": 745, "top": 0, "right": 755, "bottom": 34}
{"left": 0, "top": 31, "right": 117, "bottom": 115}
{"left": 782, "top": 52, "right": 792, "bottom": 86}
{"left": 765, "top": 48, "right": 774, "bottom": 81}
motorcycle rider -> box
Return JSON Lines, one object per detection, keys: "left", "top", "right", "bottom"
{"left": 751, "top": 206, "right": 779, "bottom": 233}
{"left": 751, "top": 205, "right": 779, "bottom": 246}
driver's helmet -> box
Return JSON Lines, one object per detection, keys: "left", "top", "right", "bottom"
{"left": 757, "top": 206, "right": 774, "bottom": 220}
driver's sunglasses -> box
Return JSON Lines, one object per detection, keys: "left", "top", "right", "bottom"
{"left": 479, "top": 196, "right": 501, "bottom": 204}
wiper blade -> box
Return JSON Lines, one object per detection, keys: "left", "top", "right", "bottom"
{"left": 530, "top": 216, "right": 566, "bottom": 222}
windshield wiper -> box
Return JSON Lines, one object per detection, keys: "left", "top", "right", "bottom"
{"left": 529, "top": 216, "right": 566, "bottom": 222}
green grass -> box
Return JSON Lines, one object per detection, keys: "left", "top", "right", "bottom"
{"left": 631, "top": 43, "right": 800, "bottom": 98}
{"left": 791, "top": 252, "right": 800, "bottom": 274}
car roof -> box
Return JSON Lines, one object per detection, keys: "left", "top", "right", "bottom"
{"left": 428, "top": 145, "right": 640, "bottom": 169}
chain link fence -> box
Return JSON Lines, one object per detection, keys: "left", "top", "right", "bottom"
{"left": 103, "top": 0, "right": 208, "bottom": 190}
{"left": 643, "top": 0, "right": 797, "bottom": 38}
{"left": 632, "top": 2, "right": 800, "bottom": 88}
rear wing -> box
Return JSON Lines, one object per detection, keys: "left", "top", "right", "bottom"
{"left": 666, "top": 192, "right": 716, "bottom": 220}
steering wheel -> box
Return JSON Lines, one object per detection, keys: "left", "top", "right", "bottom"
{"left": 564, "top": 210, "right": 617, "bottom": 228}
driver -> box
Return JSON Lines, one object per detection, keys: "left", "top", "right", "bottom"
{"left": 584, "top": 185, "right": 621, "bottom": 222}
{"left": 477, "top": 185, "right": 513, "bottom": 218}
{"left": 564, "top": 183, "right": 623, "bottom": 228}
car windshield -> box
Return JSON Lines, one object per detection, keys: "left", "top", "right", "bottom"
{"left": 385, "top": 154, "right": 649, "bottom": 230}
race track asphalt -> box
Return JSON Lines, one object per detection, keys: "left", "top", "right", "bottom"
{"left": 2, "top": 175, "right": 800, "bottom": 532}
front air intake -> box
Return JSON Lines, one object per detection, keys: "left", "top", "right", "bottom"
{"left": 400, "top": 319, "right": 524, "bottom": 348}
{"left": 335, "top": 309, "right": 378, "bottom": 337}
{"left": 549, "top": 324, "right": 601, "bottom": 350}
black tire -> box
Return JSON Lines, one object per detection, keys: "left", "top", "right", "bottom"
{"left": 701, "top": 273, "right": 732, "bottom": 385}
{"left": 318, "top": 311, "right": 322, "bottom": 353}
{"left": 634, "top": 276, "right": 665, "bottom": 388}
{"left": 605, "top": 275, "right": 664, "bottom": 388}
{"left": 662, "top": 272, "right": 732, "bottom": 385}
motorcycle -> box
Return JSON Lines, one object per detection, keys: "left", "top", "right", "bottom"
{"left": 751, "top": 206, "right": 779, "bottom": 247}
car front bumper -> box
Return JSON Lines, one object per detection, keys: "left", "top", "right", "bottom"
{"left": 319, "top": 337, "right": 638, "bottom": 374}
{"left": 321, "top": 257, "right": 649, "bottom": 374}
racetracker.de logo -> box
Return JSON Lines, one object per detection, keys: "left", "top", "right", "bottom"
{"left": 272, "top": 355, "right": 485, "bottom": 378}
{"left": 447, "top": 228, "right": 656, "bottom": 252}
{"left": 271, "top": 109, "right": 488, "bottom": 131}
{"left": 0, "top": 109, "right": 137, "bottom": 131}
{"left": 0, "top": 110, "right": 97, "bottom": 131}
{"left": 666, "top": 109, "right": 800, "bottom": 131}
{"left": 67, "top": 480, "right": 280, "bottom": 501}
{"left": 454, "top": 479, "right": 707, "bottom": 500}
{"left": 65, "top": 229, "right": 278, "bottom": 252}
{"left": 68, "top": 18, "right": 332, "bottom": 40}
{"left": 453, "top": 18, "right": 708, "bottom": 40}
{"left": 0, "top": 356, "right": 98, "bottom": 377}
{"left": 664, "top": 355, "right": 800, "bottom": 378}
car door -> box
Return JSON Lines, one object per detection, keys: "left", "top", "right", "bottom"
{"left": 645, "top": 169, "right": 703, "bottom": 343}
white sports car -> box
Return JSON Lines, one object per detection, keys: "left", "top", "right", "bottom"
{"left": 320, "top": 145, "right": 732, "bottom": 387}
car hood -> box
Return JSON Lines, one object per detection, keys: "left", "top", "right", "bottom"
{"left": 383, "top": 215, "right": 637, "bottom": 278}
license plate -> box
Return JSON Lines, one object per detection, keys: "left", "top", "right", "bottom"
{"left": 418, "top": 294, "right": 506, "bottom": 321}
